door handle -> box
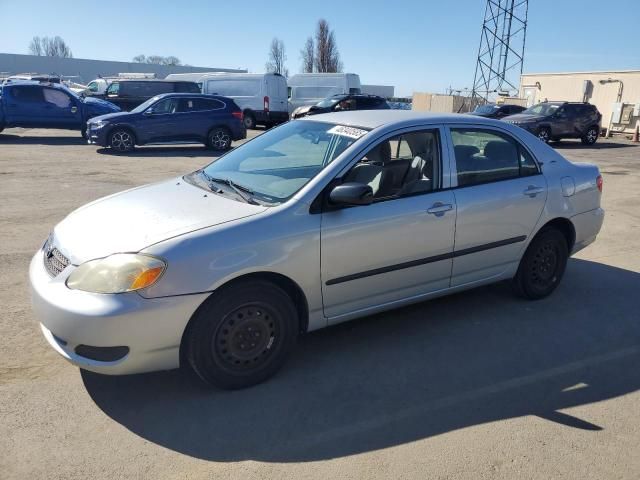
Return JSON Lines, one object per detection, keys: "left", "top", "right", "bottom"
{"left": 427, "top": 202, "right": 453, "bottom": 216}
{"left": 523, "top": 185, "right": 544, "bottom": 197}
{"left": 70, "top": 106, "right": 78, "bottom": 113}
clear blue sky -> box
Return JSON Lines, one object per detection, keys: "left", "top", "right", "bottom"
{"left": 1, "top": 0, "right": 638, "bottom": 96}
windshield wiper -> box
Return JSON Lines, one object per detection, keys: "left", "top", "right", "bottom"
{"left": 205, "top": 174, "right": 260, "bottom": 205}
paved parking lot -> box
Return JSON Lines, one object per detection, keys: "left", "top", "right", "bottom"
{"left": 1, "top": 128, "right": 639, "bottom": 479}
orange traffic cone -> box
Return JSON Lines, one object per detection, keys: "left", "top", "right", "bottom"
{"left": 633, "top": 124, "right": 640, "bottom": 143}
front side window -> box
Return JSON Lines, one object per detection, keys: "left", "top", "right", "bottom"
{"left": 151, "top": 98, "right": 179, "bottom": 114}
{"left": 106, "top": 82, "right": 119, "bottom": 95}
{"left": 87, "top": 82, "right": 98, "bottom": 92}
{"left": 342, "top": 129, "right": 441, "bottom": 199}
{"left": 197, "top": 121, "right": 367, "bottom": 203}
{"left": 452, "top": 128, "right": 538, "bottom": 187}
{"left": 43, "top": 88, "right": 72, "bottom": 108}
{"left": 523, "top": 103, "right": 560, "bottom": 116}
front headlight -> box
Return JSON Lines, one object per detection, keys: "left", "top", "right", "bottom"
{"left": 92, "top": 120, "right": 107, "bottom": 129}
{"left": 66, "top": 253, "right": 166, "bottom": 294}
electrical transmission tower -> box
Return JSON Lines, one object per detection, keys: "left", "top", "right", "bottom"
{"left": 471, "top": 0, "right": 529, "bottom": 105}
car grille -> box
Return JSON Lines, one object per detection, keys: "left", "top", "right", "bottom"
{"left": 44, "top": 247, "right": 70, "bottom": 277}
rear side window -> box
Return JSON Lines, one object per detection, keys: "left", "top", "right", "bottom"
{"left": 179, "top": 98, "right": 225, "bottom": 112}
{"left": 121, "top": 82, "right": 173, "bottom": 96}
{"left": 11, "top": 86, "right": 44, "bottom": 102}
{"left": 175, "top": 82, "right": 201, "bottom": 93}
{"left": 106, "top": 82, "right": 120, "bottom": 95}
{"left": 206, "top": 79, "right": 260, "bottom": 97}
{"left": 451, "top": 129, "right": 539, "bottom": 187}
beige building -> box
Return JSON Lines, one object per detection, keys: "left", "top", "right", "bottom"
{"left": 520, "top": 70, "right": 640, "bottom": 134}
{"left": 412, "top": 92, "right": 473, "bottom": 113}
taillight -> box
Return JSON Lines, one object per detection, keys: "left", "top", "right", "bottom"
{"left": 232, "top": 111, "right": 243, "bottom": 121}
{"left": 596, "top": 175, "right": 603, "bottom": 193}
{"left": 264, "top": 96, "right": 269, "bottom": 112}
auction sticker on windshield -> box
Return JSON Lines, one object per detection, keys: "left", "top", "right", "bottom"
{"left": 327, "top": 125, "right": 368, "bottom": 139}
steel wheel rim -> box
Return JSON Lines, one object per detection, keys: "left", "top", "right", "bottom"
{"left": 211, "top": 130, "right": 230, "bottom": 150}
{"left": 111, "top": 131, "right": 132, "bottom": 151}
{"left": 243, "top": 116, "right": 253, "bottom": 128}
{"left": 530, "top": 241, "right": 559, "bottom": 287}
{"left": 212, "top": 303, "right": 279, "bottom": 371}
{"left": 538, "top": 129, "right": 549, "bottom": 142}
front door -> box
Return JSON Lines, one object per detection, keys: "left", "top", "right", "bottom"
{"left": 321, "top": 127, "right": 456, "bottom": 321}
{"left": 448, "top": 126, "right": 546, "bottom": 286}
{"left": 41, "top": 87, "right": 82, "bottom": 128}
{"left": 139, "top": 97, "right": 182, "bottom": 143}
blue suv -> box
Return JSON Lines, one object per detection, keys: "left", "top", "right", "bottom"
{"left": 0, "top": 82, "right": 120, "bottom": 137}
{"left": 87, "top": 93, "right": 247, "bottom": 152}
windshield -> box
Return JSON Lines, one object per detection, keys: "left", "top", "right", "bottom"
{"left": 315, "top": 96, "right": 345, "bottom": 108}
{"left": 523, "top": 103, "right": 560, "bottom": 116}
{"left": 474, "top": 105, "right": 499, "bottom": 114}
{"left": 198, "top": 121, "right": 369, "bottom": 204}
{"left": 130, "top": 95, "right": 162, "bottom": 113}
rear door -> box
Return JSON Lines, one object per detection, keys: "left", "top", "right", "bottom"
{"left": 177, "top": 97, "right": 226, "bottom": 141}
{"left": 4, "top": 85, "right": 45, "bottom": 126}
{"left": 447, "top": 126, "right": 546, "bottom": 286}
{"left": 267, "top": 76, "right": 287, "bottom": 113}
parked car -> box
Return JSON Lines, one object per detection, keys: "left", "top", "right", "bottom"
{"left": 470, "top": 103, "right": 526, "bottom": 118}
{"left": 0, "top": 81, "right": 119, "bottom": 137}
{"left": 93, "top": 79, "right": 201, "bottom": 111}
{"left": 288, "top": 73, "right": 361, "bottom": 114}
{"left": 291, "top": 93, "right": 389, "bottom": 119}
{"left": 86, "top": 93, "right": 246, "bottom": 152}
{"left": 503, "top": 101, "right": 602, "bottom": 145}
{"left": 195, "top": 73, "right": 289, "bottom": 129}
{"left": 30, "top": 111, "right": 604, "bottom": 389}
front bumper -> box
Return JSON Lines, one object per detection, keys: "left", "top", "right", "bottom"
{"left": 29, "top": 249, "right": 209, "bottom": 375}
{"left": 86, "top": 124, "right": 109, "bottom": 146}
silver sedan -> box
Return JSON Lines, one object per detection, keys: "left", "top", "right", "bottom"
{"left": 29, "top": 111, "right": 605, "bottom": 389}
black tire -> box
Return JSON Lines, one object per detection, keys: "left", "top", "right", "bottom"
{"left": 536, "top": 127, "right": 551, "bottom": 144}
{"left": 186, "top": 281, "right": 298, "bottom": 389}
{"left": 207, "top": 127, "right": 232, "bottom": 151}
{"left": 243, "top": 112, "right": 256, "bottom": 129}
{"left": 513, "top": 228, "right": 568, "bottom": 300}
{"left": 81, "top": 125, "right": 88, "bottom": 140}
{"left": 581, "top": 126, "right": 599, "bottom": 145}
{"left": 108, "top": 128, "right": 135, "bottom": 152}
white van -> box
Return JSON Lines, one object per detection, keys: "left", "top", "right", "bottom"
{"left": 189, "top": 73, "right": 288, "bottom": 129}
{"left": 287, "top": 73, "right": 361, "bottom": 113}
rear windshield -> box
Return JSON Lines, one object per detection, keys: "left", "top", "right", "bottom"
{"left": 474, "top": 105, "right": 499, "bottom": 114}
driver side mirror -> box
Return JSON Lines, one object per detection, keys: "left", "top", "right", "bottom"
{"left": 329, "top": 182, "right": 374, "bottom": 206}
{"left": 143, "top": 109, "right": 154, "bottom": 116}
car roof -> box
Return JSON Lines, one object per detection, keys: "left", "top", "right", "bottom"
{"left": 113, "top": 79, "right": 197, "bottom": 83}
{"left": 152, "top": 93, "right": 226, "bottom": 99}
{"left": 300, "top": 110, "right": 507, "bottom": 129}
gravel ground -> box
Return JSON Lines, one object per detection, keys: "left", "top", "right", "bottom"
{"left": 1, "top": 128, "right": 639, "bottom": 479}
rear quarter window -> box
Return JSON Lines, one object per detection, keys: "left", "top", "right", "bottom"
{"left": 175, "top": 82, "right": 201, "bottom": 93}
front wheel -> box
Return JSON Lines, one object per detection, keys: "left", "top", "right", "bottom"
{"left": 581, "top": 126, "right": 599, "bottom": 145}
{"left": 185, "top": 281, "right": 299, "bottom": 389}
{"left": 513, "top": 228, "right": 568, "bottom": 300}
{"left": 537, "top": 127, "right": 551, "bottom": 143}
{"left": 207, "top": 127, "right": 232, "bottom": 151}
{"left": 108, "top": 128, "right": 135, "bottom": 152}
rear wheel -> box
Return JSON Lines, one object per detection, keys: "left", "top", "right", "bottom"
{"left": 186, "top": 281, "right": 298, "bottom": 389}
{"left": 243, "top": 112, "right": 256, "bottom": 129}
{"left": 513, "top": 228, "right": 568, "bottom": 300}
{"left": 207, "top": 127, "right": 232, "bottom": 151}
{"left": 581, "top": 126, "right": 599, "bottom": 145}
{"left": 108, "top": 128, "right": 135, "bottom": 152}
{"left": 536, "top": 127, "right": 551, "bottom": 144}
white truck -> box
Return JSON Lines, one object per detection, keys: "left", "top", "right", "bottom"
{"left": 167, "top": 72, "right": 289, "bottom": 129}
{"left": 287, "top": 73, "right": 361, "bottom": 113}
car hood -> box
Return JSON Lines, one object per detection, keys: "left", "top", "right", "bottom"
{"left": 504, "top": 113, "right": 546, "bottom": 122}
{"left": 83, "top": 96, "right": 120, "bottom": 116}
{"left": 53, "top": 178, "right": 267, "bottom": 264}
{"left": 88, "top": 111, "right": 132, "bottom": 123}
